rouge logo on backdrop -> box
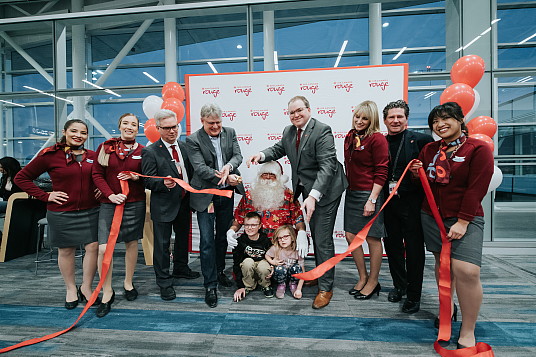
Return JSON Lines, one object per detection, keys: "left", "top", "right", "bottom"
{"left": 266, "top": 84, "right": 286, "bottom": 95}
{"left": 317, "top": 107, "right": 337, "bottom": 118}
{"left": 267, "top": 133, "right": 283, "bottom": 141}
{"left": 368, "top": 79, "right": 390, "bottom": 91}
{"left": 234, "top": 86, "right": 253, "bottom": 96}
{"left": 244, "top": 182, "right": 252, "bottom": 191}
{"left": 283, "top": 157, "right": 290, "bottom": 165}
{"left": 333, "top": 81, "right": 354, "bottom": 92}
{"left": 237, "top": 134, "right": 253, "bottom": 145}
{"left": 333, "top": 131, "right": 347, "bottom": 140}
{"left": 299, "top": 82, "right": 319, "bottom": 94}
{"left": 250, "top": 109, "right": 269, "bottom": 120}
{"left": 202, "top": 87, "right": 220, "bottom": 98}
{"left": 222, "top": 111, "right": 237, "bottom": 122}
{"left": 334, "top": 230, "right": 345, "bottom": 239}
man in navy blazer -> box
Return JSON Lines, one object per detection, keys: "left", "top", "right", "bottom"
{"left": 141, "top": 109, "right": 200, "bottom": 301}
{"left": 382, "top": 100, "right": 433, "bottom": 313}
{"left": 186, "top": 103, "right": 245, "bottom": 308}
{"left": 248, "top": 95, "right": 348, "bottom": 309}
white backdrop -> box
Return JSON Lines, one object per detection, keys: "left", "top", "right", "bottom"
{"left": 185, "top": 64, "right": 408, "bottom": 254}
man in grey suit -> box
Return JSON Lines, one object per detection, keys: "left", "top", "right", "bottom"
{"left": 186, "top": 103, "right": 245, "bottom": 308}
{"left": 141, "top": 109, "right": 200, "bottom": 301}
{"left": 248, "top": 95, "right": 347, "bottom": 309}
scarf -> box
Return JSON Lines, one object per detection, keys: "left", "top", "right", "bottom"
{"left": 39, "top": 143, "right": 86, "bottom": 164}
{"left": 427, "top": 134, "right": 466, "bottom": 184}
{"left": 98, "top": 138, "right": 136, "bottom": 166}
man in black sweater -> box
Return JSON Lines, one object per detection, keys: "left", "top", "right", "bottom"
{"left": 382, "top": 100, "right": 434, "bottom": 313}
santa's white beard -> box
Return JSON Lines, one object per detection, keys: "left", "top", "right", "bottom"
{"left": 250, "top": 179, "right": 286, "bottom": 211}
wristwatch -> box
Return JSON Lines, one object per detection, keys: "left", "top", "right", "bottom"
{"left": 368, "top": 197, "right": 377, "bottom": 204}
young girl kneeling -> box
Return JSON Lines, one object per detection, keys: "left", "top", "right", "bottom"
{"left": 265, "top": 225, "right": 305, "bottom": 299}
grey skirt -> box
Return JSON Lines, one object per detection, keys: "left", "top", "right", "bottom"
{"left": 47, "top": 207, "right": 99, "bottom": 248}
{"left": 421, "top": 211, "right": 484, "bottom": 267}
{"left": 98, "top": 201, "right": 145, "bottom": 244}
{"left": 344, "top": 189, "right": 386, "bottom": 238}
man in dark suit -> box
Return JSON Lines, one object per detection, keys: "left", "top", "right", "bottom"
{"left": 382, "top": 100, "right": 434, "bottom": 313}
{"left": 141, "top": 109, "right": 200, "bottom": 301}
{"left": 186, "top": 103, "right": 245, "bottom": 308}
{"left": 248, "top": 95, "right": 347, "bottom": 309}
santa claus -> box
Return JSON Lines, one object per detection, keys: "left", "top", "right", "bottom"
{"left": 226, "top": 161, "right": 309, "bottom": 257}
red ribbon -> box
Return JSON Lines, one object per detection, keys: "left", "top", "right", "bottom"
{"left": 0, "top": 172, "right": 233, "bottom": 354}
{"left": 294, "top": 160, "right": 493, "bottom": 356}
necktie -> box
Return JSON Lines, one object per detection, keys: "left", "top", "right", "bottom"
{"left": 170, "top": 145, "right": 183, "bottom": 179}
{"left": 296, "top": 128, "right": 303, "bottom": 152}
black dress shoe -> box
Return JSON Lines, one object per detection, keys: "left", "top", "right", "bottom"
{"left": 387, "top": 288, "right": 406, "bottom": 302}
{"left": 123, "top": 285, "right": 138, "bottom": 301}
{"left": 434, "top": 303, "right": 458, "bottom": 329}
{"left": 96, "top": 290, "right": 115, "bottom": 318}
{"left": 354, "top": 283, "right": 381, "bottom": 300}
{"left": 401, "top": 299, "right": 420, "bottom": 313}
{"left": 160, "top": 286, "right": 176, "bottom": 301}
{"left": 172, "top": 269, "right": 201, "bottom": 279}
{"left": 217, "top": 272, "right": 233, "bottom": 287}
{"left": 78, "top": 286, "right": 101, "bottom": 306}
{"left": 205, "top": 288, "right": 218, "bottom": 308}
{"left": 65, "top": 299, "right": 79, "bottom": 310}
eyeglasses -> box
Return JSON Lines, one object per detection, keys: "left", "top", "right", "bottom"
{"left": 277, "top": 234, "right": 291, "bottom": 241}
{"left": 261, "top": 173, "right": 276, "bottom": 178}
{"left": 288, "top": 107, "right": 307, "bottom": 116}
{"left": 158, "top": 125, "right": 179, "bottom": 131}
{"left": 244, "top": 224, "right": 260, "bottom": 228}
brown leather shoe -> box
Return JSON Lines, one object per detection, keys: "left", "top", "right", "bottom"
{"left": 312, "top": 290, "right": 333, "bottom": 309}
{"left": 304, "top": 278, "right": 318, "bottom": 287}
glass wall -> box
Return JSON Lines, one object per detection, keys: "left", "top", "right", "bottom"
{"left": 0, "top": 0, "right": 535, "bottom": 243}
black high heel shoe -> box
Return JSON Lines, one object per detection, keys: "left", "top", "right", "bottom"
{"left": 354, "top": 283, "right": 381, "bottom": 300}
{"left": 65, "top": 286, "right": 79, "bottom": 309}
{"left": 78, "top": 286, "right": 102, "bottom": 306}
{"left": 434, "top": 303, "right": 458, "bottom": 329}
{"left": 96, "top": 290, "right": 115, "bottom": 318}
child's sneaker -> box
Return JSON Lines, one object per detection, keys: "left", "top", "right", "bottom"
{"left": 289, "top": 282, "right": 298, "bottom": 295}
{"left": 261, "top": 286, "right": 274, "bottom": 298}
{"left": 276, "top": 283, "right": 286, "bottom": 299}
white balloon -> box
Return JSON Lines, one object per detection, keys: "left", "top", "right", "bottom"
{"left": 142, "top": 95, "right": 163, "bottom": 119}
{"left": 465, "top": 89, "right": 481, "bottom": 121}
{"left": 488, "top": 165, "right": 503, "bottom": 193}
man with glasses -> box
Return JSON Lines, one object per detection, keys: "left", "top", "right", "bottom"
{"left": 186, "top": 103, "right": 245, "bottom": 308}
{"left": 142, "top": 109, "right": 200, "bottom": 301}
{"left": 247, "top": 96, "right": 347, "bottom": 309}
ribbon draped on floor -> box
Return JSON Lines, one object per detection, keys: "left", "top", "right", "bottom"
{"left": 0, "top": 173, "right": 232, "bottom": 354}
{"left": 293, "top": 160, "right": 494, "bottom": 356}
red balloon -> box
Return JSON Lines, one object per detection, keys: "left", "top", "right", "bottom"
{"left": 162, "top": 82, "right": 185, "bottom": 102}
{"left": 440, "top": 83, "right": 475, "bottom": 116}
{"left": 451, "top": 55, "right": 485, "bottom": 88}
{"left": 467, "top": 115, "right": 497, "bottom": 138}
{"left": 470, "top": 133, "right": 494, "bottom": 152}
{"left": 161, "top": 98, "right": 185, "bottom": 123}
{"left": 144, "top": 118, "right": 160, "bottom": 142}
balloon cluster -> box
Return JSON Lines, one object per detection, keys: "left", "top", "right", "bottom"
{"left": 440, "top": 55, "right": 502, "bottom": 192}
{"left": 142, "top": 82, "right": 186, "bottom": 142}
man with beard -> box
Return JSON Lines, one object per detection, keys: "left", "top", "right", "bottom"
{"left": 226, "top": 160, "right": 307, "bottom": 255}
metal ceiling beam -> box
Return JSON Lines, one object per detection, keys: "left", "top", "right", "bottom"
{"left": 36, "top": 0, "right": 60, "bottom": 15}
{"left": 0, "top": 31, "right": 54, "bottom": 85}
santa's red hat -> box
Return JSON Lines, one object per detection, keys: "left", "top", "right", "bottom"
{"left": 258, "top": 160, "right": 289, "bottom": 183}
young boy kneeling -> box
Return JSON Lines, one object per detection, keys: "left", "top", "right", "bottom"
{"left": 232, "top": 212, "right": 274, "bottom": 302}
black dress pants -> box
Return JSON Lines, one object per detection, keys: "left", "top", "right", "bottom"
{"left": 383, "top": 193, "right": 425, "bottom": 301}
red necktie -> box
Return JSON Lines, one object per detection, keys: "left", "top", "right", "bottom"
{"left": 296, "top": 128, "right": 302, "bottom": 152}
{"left": 170, "top": 145, "right": 183, "bottom": 179}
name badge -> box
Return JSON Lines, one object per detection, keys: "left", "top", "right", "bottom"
{"left": 452, "top": 156, "right": 465, "bottom": 162}
{"left": 86, "top": 159, "right": 94, "bottom": 163}
{"left": 389, "top": 180, "right": 398, "bottom": 195}
{"left": 132, "top": 155, "right": 142, "bottom": 160}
